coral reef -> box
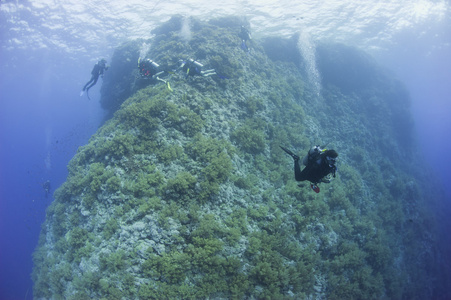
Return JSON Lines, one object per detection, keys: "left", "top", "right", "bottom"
{"left": 33, "top": 16, "right": 446, "bottom": 299}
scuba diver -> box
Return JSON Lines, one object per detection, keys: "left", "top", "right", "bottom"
{"left": 281, "top": 145, "right": 338, "bottom": 193}
{"left": 139, "top": 58, "right": 162, "bottom": 78}
{"left": 238, "top": 25, "right": 251, "bottom": 52}
{"left": 138, "top": 58, "right": 173, "bottom": 91}
{"left": 80, "top": 59, "right": 108, "bottom": 97}
{"left": 42, "top": 180, "right": 51, "bottom": 198}
{"left": 180, "top": 59, "right": 216, "bottom": 77}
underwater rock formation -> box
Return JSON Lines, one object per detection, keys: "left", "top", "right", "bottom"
{"left": 33, "top": 16, "right": 445, "bottom": 299}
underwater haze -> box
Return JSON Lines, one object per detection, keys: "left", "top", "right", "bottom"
{"left": 1, "top": 0, "right": 450, "bottom": 299}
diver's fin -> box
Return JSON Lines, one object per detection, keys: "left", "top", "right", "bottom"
{"left": 80, "top": 91, "right": 84, "bottom": 97}
{"left": 280, "top": 146, "right": 299, "bottom": 160}
{"left": 86, "top": 90, "right": 91, "bottom": 101}
{"left": 167, "top": 81, "right": 173, "bottom": 92}
{"left": 310, "top": 184, "right": 320, "bottom": 193}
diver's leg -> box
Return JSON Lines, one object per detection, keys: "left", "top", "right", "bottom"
{"left": 155, "top": 77, "right": 166, "bottom": 83}
{"left": 83, "top": 77, "right": 94, "bottom": 91}
{"left": 156, "top": 77, "right": 172, "bottom": 91}
{"left": 156, "top": 77, "right": 170, "bottom": 88}
{"left": 294, "top": 159, "right": 304, "bottom": 181}
{"left": 201, "top": 69, "right": 216, "bottom": 77}
{"left": 86, "top": 76, "right": 99, "bottom": 91}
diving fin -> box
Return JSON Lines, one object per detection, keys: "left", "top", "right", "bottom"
{"left": 280, "top": 146, "right": 299, "bottom": 160}
{"left": 79, "top": 91, "right": 84, "bottom": 97}
{"left": 311, "top": 184, "right": 320, "bottom": 193}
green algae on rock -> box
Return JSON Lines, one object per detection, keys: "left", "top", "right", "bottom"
{"left": 33, "top": 16, "right": 445, "bottom": 299}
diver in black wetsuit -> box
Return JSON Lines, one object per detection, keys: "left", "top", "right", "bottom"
{"left": 180, "top": 59, "right": 216, "bottom": 77}
{"left": 81, "top": 59, "right": 108, "bottom": 95}
{"left": 138, "top": 58, "right": 162, "bottom": 78}
{"left": 42, "top": 180, "right": 51, "bottom": 198}
{"left": 281, "top": 145, "right": 338, "bottom": 193}
{"left": 238, "top": 25, "right": 251, "bottom": 52}
{"left": 138, "top": 58, "right": 172, "bottom": 90}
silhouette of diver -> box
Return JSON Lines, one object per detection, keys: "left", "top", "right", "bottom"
{"left": 138, "top": 58, "right": 173, "bottom": 91}
{"left": 42, "top": 180, "right": 51, "bottom": 198}
{"left": 238, "top": 25, "right": 251, "bottom": 52}
{"left": 180, "top": 59, "right": 216, "bottom": 77}
{"left": 80, "top": 59, "right": 108, "bottom": 98}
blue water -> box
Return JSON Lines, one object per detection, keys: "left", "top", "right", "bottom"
{"left": 1, "top": 1, "right": 450, "bottom": 298}
{"left": 0, "top": 51, "right": 104, "bottom": 298}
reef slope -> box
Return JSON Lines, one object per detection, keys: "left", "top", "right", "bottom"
{"left": 33, "top": 16, "right": 444, "bottom": 299}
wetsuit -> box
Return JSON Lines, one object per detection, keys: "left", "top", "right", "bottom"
{"left": 239, "top": 26, "right": 251, "bottom": 42}
{"left": 182, "top": 59, "right": 216, "bottom": 77}
{"left": 239, "top": 26, "right": 251, "bottom": 52}
{"left": 139, "top": 59, "right": 160, "bottom": 78}
{"left": 182, "top": 60, "right": 201, "bottom": 76}
{"left": 294, "top": 152, "right": 337, "bottom": 184}
{"left": 83, "top": 61, "right": 107, "bottom": 91}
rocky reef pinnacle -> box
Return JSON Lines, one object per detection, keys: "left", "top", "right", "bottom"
{"left": 33, "top": 16, "right": 445, "bottom": 299}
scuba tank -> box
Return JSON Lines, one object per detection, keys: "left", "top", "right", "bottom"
{"left": 303, "top": 145, "right": 326, "bottom": 166}
{"left": 149, "top": 60, "right": 159, "bottom": 69}
{"left": 193, "top": 61, "right": 203, "bottom": 68}
{"left": 138, "top": 58, "right": 159, "bottom": 69}
{"left": 188, "top": 59, "right": 203, "bottom": 68}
